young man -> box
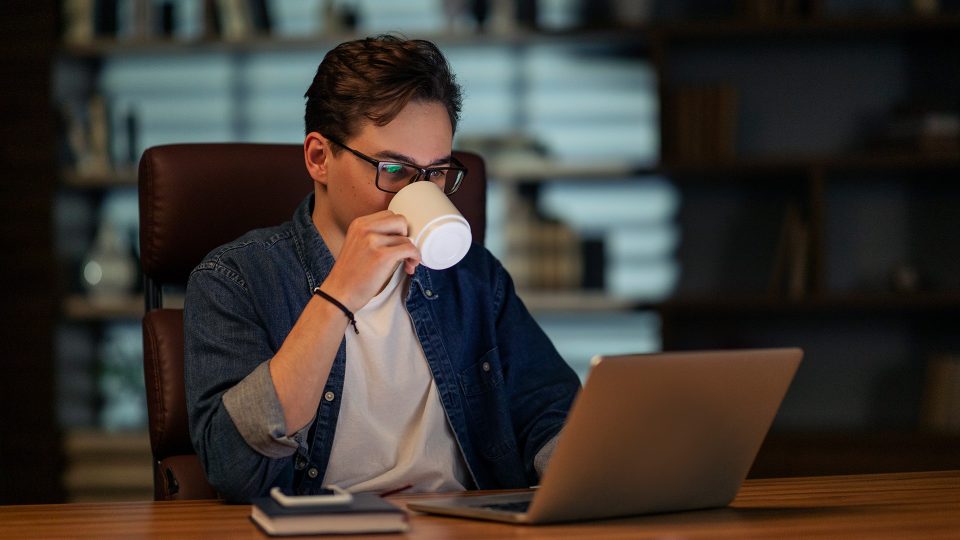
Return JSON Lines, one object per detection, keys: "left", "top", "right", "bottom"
{"left": 184, "top": 36, "right": 580, "bottom": 503}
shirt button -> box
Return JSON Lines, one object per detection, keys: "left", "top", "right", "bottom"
{"left": 424, "top": 289, "right": 433, "bottom": 297}
{"left": 324, "top": 391, "right": 335, "bottom": 402}
{"left": 482, "top": 361, "right": 491, "bottom": 372}
{"left": 295, "top": 456, "right": 307, "bottom": 470}
{"left": 307, "top": 467, "right": 319, "bottom": 479}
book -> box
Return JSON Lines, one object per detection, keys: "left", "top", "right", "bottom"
{"left": 921, "top": 354, "right": 960, "bottom": 433}
{"left": 666, "top": 83, "right": 738, "bottom": 163}
{"left": 250, "top": 493, "right": 409, "bottom": 536}
{"left": 63, "top": 0, "right": 96, "bottom": 45}
{"left": 768, "top": 202, "right": 809, "bottom": 300}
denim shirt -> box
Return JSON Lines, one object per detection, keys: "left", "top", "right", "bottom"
{"left": 183, "top": 194, "right": 581, "bottom": 502}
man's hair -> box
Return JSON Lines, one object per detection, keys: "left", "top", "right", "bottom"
{"left": 304, "top": 35, "right": 463, "bottom": 148}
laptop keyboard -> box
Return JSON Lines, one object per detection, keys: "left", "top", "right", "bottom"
{"left": 480, "top": 500, "right": 531, "bottom": 513}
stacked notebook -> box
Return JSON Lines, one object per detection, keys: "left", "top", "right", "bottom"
{"left": 251, "top": 492, "right": 409, "bottom": 536}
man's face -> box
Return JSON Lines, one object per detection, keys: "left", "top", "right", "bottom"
{"left": 314, "top": 100, "right": 454, "bottom": 243}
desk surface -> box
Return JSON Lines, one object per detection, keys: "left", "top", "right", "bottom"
{"left": 1, "top": 471, "right": 957, "bottom": 539}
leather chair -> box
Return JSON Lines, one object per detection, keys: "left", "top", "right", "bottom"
{"left": 138, "top": 143, "right": 486, "bottom": 500}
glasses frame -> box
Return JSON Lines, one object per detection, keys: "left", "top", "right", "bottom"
{"left": 326, "top": 136, "right": 468, "bottom": 195}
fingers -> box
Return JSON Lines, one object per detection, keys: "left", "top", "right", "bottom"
{"left": 344, "top": 211, "right": 418, "bottom": 267}
{"left": 349, "top": 210, "right": 408, "bottom": 238}
{"left": 324, "top": 213, "right": 421, "bottom": 309}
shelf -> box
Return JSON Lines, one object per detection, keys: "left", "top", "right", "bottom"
{"left": 60, "top": 28, "right": 649, "bottom": 58}
{"left": 519, "top": 290, "right": 645, "bottom": 312}
{"left": 62, "top": 293, "right": 184, "bottom": 321}
{"left": 63, "top": 428, "right": 152, "bottom": 502}
{"left": 62, "top": 290, "right": 960, "bottom": 320}
{"left": 653, "top": 14, "right": 960, "bottom": 42}
{"left": 61, "top": 168, "right": 137, "bottom": 188}
{"left": 61, "top": 289, "right": 651, "bottom": 318}
{"left": 654, "top": 292, "right": 960, "bottom": 317}
{"left": 662, "top": 151, "right": 960, "bottom": 178}
{"left": 60, "top": 160, "right": 662, "bottom": 191}
{"left": 56, "top": 151, "right": 959, "bottom": 190}
{"left": 62, "top": 291, "right": 644, "bottom": 318}
{"left": 59, "top": 14, "right": 960, "bottom": 58}
{"left": 491, "top": 160, "right": 657, "bottom": 183}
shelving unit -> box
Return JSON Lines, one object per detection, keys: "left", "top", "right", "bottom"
{"left": 52, "top": 4, "right": 660, "bottom": 500}
{"left": 61, "top": 27, "right": 650, "bottom": 58}
{"left": 652, "top": 13, "right": 960, "bottom": 40}
{"left": 51, "top": 0, "right": 960, "bottom": 496}
{"left": 63, "top": 429, "right": 152, "bottom": 502}
{"left": 648, "top": 3, "right": 960, "bottom": 474}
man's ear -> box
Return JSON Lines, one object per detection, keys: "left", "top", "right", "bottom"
{"left": 304, "top": 132, "right": 330, "bottom": 186}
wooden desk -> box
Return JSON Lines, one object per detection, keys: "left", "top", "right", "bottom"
{"left": 1, "top": 471, "right": 957, "bottom": 538}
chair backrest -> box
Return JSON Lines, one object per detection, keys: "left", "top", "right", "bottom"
{"left": 138, "top": 143, "right": 486, "bottom": 500}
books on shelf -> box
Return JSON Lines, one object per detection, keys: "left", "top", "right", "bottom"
{"left": 62, "top": 94, "right": 113, "bottom": 179}
{"left": 250, "top": 493, "right": 409, "bottom": 536}
{"left": 921, "top": 353, "right": 960, "bottom": 433}
{"left": 503, "top": 195, "right": 583, "bottom": 291}
{"left": 768, "top": 202, "right": 810, "bottom": 300}
{"left": 63, "top": 0, "right": 96, "bottom": 45}
{"left": 665, "top": 83, "right": 739, "bottom": 164}
{"left": 62, "top": 0, "right": 273, "bottom": 44}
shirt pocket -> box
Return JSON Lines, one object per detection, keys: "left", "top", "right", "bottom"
{"left": 458, "top": 347, "right": 504, "bottom": 397}
{"left": 457, "top": 348, "right": 516, "bottom": 461}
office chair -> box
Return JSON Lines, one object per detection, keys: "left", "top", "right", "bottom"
{"left": 138, "top": 143, "right": 486, "bottom": 500}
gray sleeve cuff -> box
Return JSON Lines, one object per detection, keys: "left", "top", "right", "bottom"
{"left": 533, "top": 432, "right": 561, "bottom": 479}
{"left": 222, "top": 361, "right": 311, "bottom": 459}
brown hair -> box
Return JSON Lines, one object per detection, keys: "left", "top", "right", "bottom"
{"left": 304, "top": 35, "right": 463, "bottom": 148}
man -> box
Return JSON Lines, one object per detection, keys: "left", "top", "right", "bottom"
{"left": 184, "top": 35, "right": 580, "bottom": 503}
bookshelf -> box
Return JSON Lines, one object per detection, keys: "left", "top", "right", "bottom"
{"left": 650, "top": 2, "right": 960, "bottom": 474}
{"left": 60, "top": 27, "right": 651, "bottom": 58}
{"left": 51, "top": 0, "right": 960, "bottom": 493}
{"left": 51, "top": 0, "right": 662, "bottom": 500}
{"left": 652, "top": 13, "right": 960, "bottom": 41}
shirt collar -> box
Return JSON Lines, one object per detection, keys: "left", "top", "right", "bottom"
{"left": 292, "top": 193, "right": 336, "bottom": 291}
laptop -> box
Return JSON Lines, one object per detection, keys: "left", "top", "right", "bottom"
{"left": 408, "top": 347, "right": 802, "bottom": 524}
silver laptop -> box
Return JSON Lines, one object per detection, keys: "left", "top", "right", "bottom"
{"left": 408, "top": 347, "right": 802, "bottom": 525}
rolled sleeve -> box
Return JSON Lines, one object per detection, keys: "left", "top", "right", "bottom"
{"left": 533, "top": 433, "right": 560, "bottom": 480}
{"left": 222, "top": 361, "right": 311, "bottom": 459}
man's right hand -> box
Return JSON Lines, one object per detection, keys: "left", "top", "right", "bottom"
{"left": 319, "top": 210, "right": 421, "bottom": 312}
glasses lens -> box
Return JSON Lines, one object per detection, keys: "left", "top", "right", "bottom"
{"left": 377, "top": 163, "right": 465, "bottom": 194}
{"left": 377, "top": 162, "right": 417, "bottom": 192}
{"left": 442, "top": 169, "right": 465, "bottom": 194}
{"left": 423, "top": 168, "right": 463, "bottom": 194}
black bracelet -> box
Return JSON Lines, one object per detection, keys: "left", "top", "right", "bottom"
{"left": 312, "top": 287, "right": 359, "bottom": 334}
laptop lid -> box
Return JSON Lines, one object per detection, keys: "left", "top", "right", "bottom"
{"left": 409, "top": 347, "right": 802, "bottom": 524}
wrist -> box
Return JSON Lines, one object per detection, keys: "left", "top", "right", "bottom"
{"left": 312, "top": 287, "right": 359, "bottom": 335}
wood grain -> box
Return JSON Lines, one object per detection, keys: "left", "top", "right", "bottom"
{"left": 0, "top": 471, "right": 957, "bottom": 539}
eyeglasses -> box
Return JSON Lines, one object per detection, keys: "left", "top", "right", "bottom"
{"left": 326, "top": 136, "right": 467, "bottom": 195}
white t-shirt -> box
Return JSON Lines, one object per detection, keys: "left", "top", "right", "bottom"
{"left": 322, "top": 267, "right": 470, "bottom": 493}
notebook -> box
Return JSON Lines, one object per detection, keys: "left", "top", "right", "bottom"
{"left": 250, "top": 492, "right": 409, "bottom": 536}
{"left": 408, "top": 347, "right": 802, "bottom": 525}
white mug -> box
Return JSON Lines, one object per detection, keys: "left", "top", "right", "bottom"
{"left": 388, "top": 181, "right": 472, "bottom": 270}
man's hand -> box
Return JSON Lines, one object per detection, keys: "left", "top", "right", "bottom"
{"left": 320, "top": 210, "right": 420, "bottom": 311}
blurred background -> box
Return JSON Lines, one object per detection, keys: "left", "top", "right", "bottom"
{"left": 1, "top": 0, "right": 959, "bottom": 504}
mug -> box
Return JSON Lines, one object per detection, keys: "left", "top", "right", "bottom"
{"left": 388, "top": 181, "right": 472, "bottom": 270}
